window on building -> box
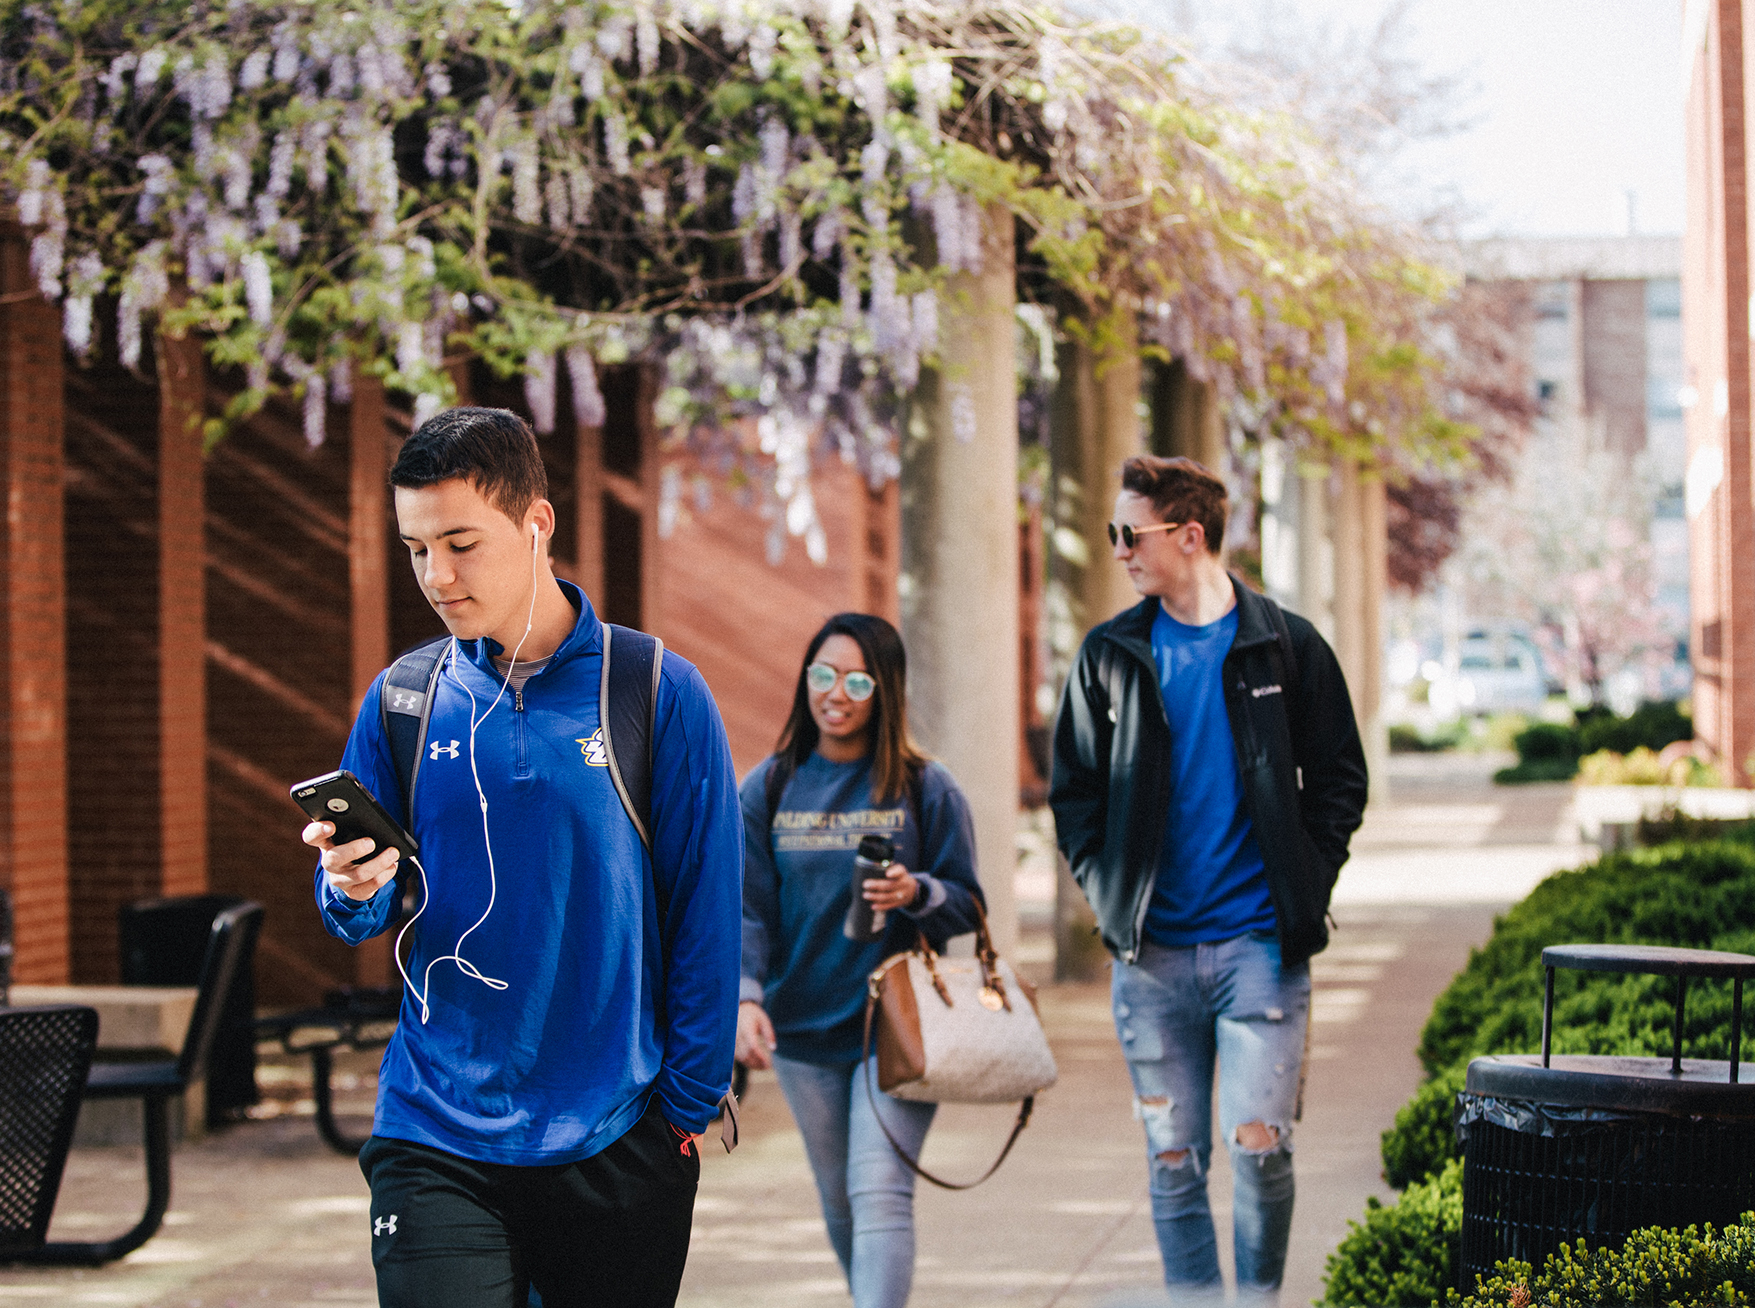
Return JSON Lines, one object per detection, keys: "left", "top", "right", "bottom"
{"left": 1647, "top": 279, "right": 1681, "bottom": 318}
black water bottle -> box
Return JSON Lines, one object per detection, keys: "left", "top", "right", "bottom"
{"left": 844, "top": 834, "right": 896, "bottom": 941}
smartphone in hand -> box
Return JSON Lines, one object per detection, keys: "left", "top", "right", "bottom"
{"left": 290, "top": 770, "right": 418, "bottom": 864}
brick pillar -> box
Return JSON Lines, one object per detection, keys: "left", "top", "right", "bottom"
{"left": 350, "top": 376, "right": 392, "bottom": 985}
{"left": 157, "top": 329, "right": 207, "bottom": 895}
{"left": 0, "top": 227, "right": 70, "bottom": 982}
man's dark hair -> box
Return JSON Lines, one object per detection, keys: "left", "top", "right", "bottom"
{"left": 389, "top": 406, "right": 548, "bottom": 523}
{"left": 1120, "top": 455, "right": 1228, "bottom": 555}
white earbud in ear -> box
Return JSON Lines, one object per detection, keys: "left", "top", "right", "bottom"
{"left": 531, "top": 523, "right": 540, "bottom": 552}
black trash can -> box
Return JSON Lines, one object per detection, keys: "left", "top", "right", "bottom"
{"left": 118, "top": 894, "right": 259, "bottom": 1124}
{"left": 1457, "top": 944, "right": 1755, "bottom": 1287}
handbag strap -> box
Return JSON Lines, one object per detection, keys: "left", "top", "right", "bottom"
{"left": 858, "top": 968, "right": 1036, "bottom": 1191}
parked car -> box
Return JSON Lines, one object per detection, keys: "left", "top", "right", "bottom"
{"left": 1446, "top": 629, "right": 1549, "bottom": 714}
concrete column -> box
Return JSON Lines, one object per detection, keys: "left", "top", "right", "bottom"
{"left": 1361, "top": 471, "right": 1388, "bottom": 796}
{"left": 1333, "top": 460, "right": 1388, "bottom": 800}
{"left": 349, "top": 376, "right": 391, "bottom": 986}
{"left": 901, "top": 202, "right": 1019, "bottom": 956}
{"left": 1065, "top": 316, "right": 1145, "bottom": 629}
{"left": 1296, "top": 463, "right": 1335, "bottom": 642}
{"left": 157, "top": 328, "right": 207, "bottom": 897}
{"left": 0, "top": 228, "right": 70, "bottom": 982}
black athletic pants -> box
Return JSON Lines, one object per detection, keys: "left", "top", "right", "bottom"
{"left": 359, "top": 1099, "right": 700, "bottom": 1308}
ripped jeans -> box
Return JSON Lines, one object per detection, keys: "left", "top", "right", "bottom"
{"left": 1112, "top": 932, "right": 1310, "bottom": 1303}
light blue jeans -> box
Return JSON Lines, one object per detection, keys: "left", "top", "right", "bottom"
{"left": 772, "top": 1054, "right": 937, "bottom": 1308}
{"left": 1112, "top": 932, "right": 1311, "bottom": 1304}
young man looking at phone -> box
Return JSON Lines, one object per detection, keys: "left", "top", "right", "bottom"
{"left": 1049, "top": 455, "right": 1367, "bottom": 1305}
{"left": 302, "top": 407, "right": 742, "bottom": 1308}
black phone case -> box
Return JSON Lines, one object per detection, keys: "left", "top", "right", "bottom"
{"left": 290, "top": 770, "right": 419, "bottom": 863}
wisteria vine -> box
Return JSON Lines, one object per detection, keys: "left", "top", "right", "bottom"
{"left": 1, "top": 0, "right": 1472, "bottom": 559}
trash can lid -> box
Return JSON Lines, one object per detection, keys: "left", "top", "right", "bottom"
{"left": 1541, "top": 943, "right": 1755, "bottom": 979}
{"left": 1468, "top": 1054, "right": 1755, "bottom": 1115}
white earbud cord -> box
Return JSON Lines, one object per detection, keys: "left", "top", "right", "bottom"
{"left": 394, "top": 525, "right": 541, "bottom": 1023}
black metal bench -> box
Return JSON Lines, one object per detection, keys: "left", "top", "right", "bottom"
{"left": 255, "top": 985, "right": 399, "bottom": 1156}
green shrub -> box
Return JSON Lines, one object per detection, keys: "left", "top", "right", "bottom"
{"left": 1382, "top": 1063, "right": 1468, "bottom": 1189}
{"left": 1392, "top": 722, "right": 1467, "bottom": 754}
{"left": 1417, "top": 838, "right": 1755, "bottom": 1078}
{"left": 1577, "top": 699, "right": 1692, "bottom": 758}
{"left": 1448, "top": 1212, "right": 1755, "bottom": 1306}
{"left": 1496, "top": 723, "right": 1581, "bottom": 784}
{"left": 1494, "top": 757, "right": 1579, "bottom": 784}
{"left": 1515, "top": 722, "right": 1580, "bottom": 763}
{"left": 1343, "top": 833, "right": 1755, "bottom": 1308}
{"left": 1319, "top": 1159, "right": 1463, "bottom": 1307}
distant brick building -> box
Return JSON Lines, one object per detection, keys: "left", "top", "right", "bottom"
{"left": 1683, "top": 1, "right": 1755, "bottom": 785}
{"left": 1461, "top": 235, "right": 1689, "bottom": 704}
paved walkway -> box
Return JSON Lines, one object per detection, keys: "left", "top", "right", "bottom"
{"left": 0, "top": 753, "right": 1579, "bottom": 1307}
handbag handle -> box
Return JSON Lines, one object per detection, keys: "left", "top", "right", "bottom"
{"left": 859, "top": 961, "right": 1035, "bottom": 1191}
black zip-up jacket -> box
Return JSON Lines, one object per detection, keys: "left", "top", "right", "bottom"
{"left": 1049, "top": 578, "right": 1368, "bottom": 967}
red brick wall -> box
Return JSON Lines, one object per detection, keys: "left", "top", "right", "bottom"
{"left": 0, "top": 227, "right": 70, "bottom": 982}
{"left": 653, "top": 455, "right": 901, "bottom": 776}
{"left": 63, "top": 331, "right": 171, "bottom": 978}
{"left": 1685, "top": 1, "right": 1755, "bottom": 785}
{"left": 202, "top": 383, "right": 372, "bottom": 1004}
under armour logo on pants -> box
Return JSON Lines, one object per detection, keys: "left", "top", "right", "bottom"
{"left": 374, "top": 1214, "right": 398, "bottom": 1236}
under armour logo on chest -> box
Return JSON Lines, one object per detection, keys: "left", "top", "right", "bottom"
{"left": 373, "top": 1214, "right": 398, "bottom": 1236}
{"left": 429, "top": 739, "right": 460, "bottom": 761}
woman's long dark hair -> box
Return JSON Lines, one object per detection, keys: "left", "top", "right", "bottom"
{"left": 774, "top": 613, "right": 926, "bottom": 803}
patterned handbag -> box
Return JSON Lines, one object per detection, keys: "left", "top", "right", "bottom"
{"left": 859, "top": 905, "right": 1057, "bottom": 1189}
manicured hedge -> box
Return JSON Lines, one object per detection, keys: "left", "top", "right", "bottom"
{"left": 1323, "top": 828, "right": 1755, "bottom": 1307}
{"left": 1318, "top": 1160, "right": 1462, "bottom": 1308}
{"left": 1494, "top": 701, "right": 1692, "bottom": 785}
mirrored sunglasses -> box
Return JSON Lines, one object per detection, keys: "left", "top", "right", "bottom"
{"left": 1107, "top": 520, "right": 1184, "bottom": 549}
{"left": 806, "top": 662, "right": 876, "bottom": 701}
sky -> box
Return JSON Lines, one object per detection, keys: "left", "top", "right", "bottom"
{"left": 1094, "top": 0, "right": 1686, "bottom": 238}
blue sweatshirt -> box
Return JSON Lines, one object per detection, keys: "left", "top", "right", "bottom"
{"left": 316, "top": 583, "right": 743, "bottom": 1164}
{"left": 739, "top": 754, "right": 984, "bottom": 1064}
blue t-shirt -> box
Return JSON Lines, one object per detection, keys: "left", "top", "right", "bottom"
{"left": 1143, "top": 603, "right": 1277, "bottom": 946}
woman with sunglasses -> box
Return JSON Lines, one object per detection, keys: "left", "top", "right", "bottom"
{"left": 737, "top": 612, "right": 985, "bottom": 1308}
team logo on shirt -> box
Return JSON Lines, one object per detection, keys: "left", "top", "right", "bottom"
{"left": 576, "top": 729, "right": 609, "bottom": 767}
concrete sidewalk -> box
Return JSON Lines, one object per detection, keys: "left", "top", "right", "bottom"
{"left": 0, "top": 753, "right": 1574, "bottom": 1307}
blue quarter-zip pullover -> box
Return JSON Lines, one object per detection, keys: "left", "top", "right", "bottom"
{"left": 316, "top": 583, "right": 742, "bottom": 1165}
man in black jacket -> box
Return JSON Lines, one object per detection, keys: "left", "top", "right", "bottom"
{"left": 1050, "top": 455, "right": 1367, "bottom": 1304}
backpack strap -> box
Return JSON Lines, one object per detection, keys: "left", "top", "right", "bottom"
{"left": 1263, "top": 596, "right": 1302, "bottom": 706}
{"left": 601, "top": 623, "right": 663, "bottom": 851}
{"left": 379, "top": 636, "right": 451, "bottom": 830}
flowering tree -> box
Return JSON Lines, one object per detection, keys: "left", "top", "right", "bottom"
{"left": 1449, "top": 418, "right": 1668, "bottom": 704}
{"left": 2, "top": 0, "right": 1479, "bottom": 556}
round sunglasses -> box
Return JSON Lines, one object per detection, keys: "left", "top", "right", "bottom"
{"left": 806, "top": 662, "right": 876, "bottom": 701}
{"left": 1107, "top": 520, "right": 1184, "bottom": 549}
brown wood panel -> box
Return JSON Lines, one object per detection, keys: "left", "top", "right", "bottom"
{"left": 0, "top": 227, "right": 70, "bottom": 982}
